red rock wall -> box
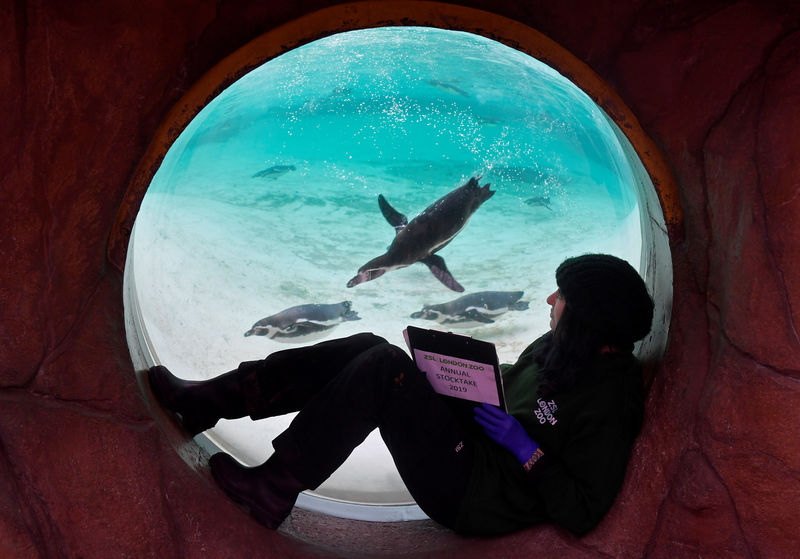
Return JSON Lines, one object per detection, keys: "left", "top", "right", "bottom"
{"left": 1, "top": 1, "right": 799, "bottom": 557}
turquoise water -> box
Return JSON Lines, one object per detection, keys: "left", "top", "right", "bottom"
{"left": 134, "top": 26, "right": 641, "bottom": 379}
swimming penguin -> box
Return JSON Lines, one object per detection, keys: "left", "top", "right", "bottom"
{"left": 410, "top": 291, "right": 529, "bottom": 327}
{"left": 346, "top": 177, "right": 494, "bottom": 292}
{"left": 524, "top": 195, "right": 554, "bottom": 211}
{"left": 425, "top": 79, "right": 470, "bottom": 97}
{"left": 244, "top": 301, "right": 360, "bottom": 342}
{"left": 252, "top": 165, "right": 296, "bottom": 179}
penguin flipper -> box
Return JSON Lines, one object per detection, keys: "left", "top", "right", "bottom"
{"left": 378, "top": 194, "right": 408, "bottom": 233}
{"left": 422, "top": 254, "right": 464, "bottom": 292}
{"left": 463, "top": 308, "right": 495, "bottom": 324}
{"left": 285, "top": 321, "right": 335, "bottom": 337}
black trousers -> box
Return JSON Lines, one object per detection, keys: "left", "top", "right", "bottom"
{"left": 235, "top": 333, "right": 476, "bottom": 528}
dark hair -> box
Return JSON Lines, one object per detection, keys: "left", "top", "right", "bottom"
{"left": 555, "top": 254, "right": 653, "bottom": 348}
{"left": 532, "top": 303, "right": 634, "bottom": 397}
{"left": 534, "top": 253, "right": 654, "bottom": 396}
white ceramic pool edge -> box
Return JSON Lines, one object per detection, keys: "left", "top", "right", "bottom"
{"left": 603, "top": 113, "right": 674, "bottom": 366}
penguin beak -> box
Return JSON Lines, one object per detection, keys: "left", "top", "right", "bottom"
{"left": 347, "top": 268, "right": 386, "bottom": 287}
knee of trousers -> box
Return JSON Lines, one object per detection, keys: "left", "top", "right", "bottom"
{"left": 357, "top": 343, "right": 418, "bottom": 388}
{"left": 369, "top": 342, "right": 413, "bottom": 365}
{"left": 345, "top": 332, "right": 389, "bottom": 349}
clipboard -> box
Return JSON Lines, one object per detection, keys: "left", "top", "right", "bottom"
{"left": 404, "top": 325, "right": 506, "bottom": 411}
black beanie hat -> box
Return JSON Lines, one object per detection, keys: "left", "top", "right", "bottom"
{"left": 555, "top": 254, "right": 654, "bottom": 345}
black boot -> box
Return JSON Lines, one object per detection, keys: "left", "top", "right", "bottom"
{"left": 147, "top": 365, "right": 248, "bottom": 436}
{"left": 209, "top": 452, "right": 305, "bottom": 529}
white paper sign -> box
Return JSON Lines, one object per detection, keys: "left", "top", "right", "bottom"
{"left": 412, "top": 348, "right": 501, "bottom": 406}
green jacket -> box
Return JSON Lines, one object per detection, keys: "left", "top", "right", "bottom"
{"left": 454, "top": 335, "right": 644, "bottom": 536}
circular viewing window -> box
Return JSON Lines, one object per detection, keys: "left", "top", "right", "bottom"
{"left": 125, "top": 25, "right": 671, "bottom": 521}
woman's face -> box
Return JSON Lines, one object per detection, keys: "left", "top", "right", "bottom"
{"left": 546, "top": 288, "right": 566, "bottom": 330}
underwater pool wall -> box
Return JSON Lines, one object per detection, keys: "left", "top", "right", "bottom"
{"left": 4, "top": 1, "right": 800, "bottom": 558}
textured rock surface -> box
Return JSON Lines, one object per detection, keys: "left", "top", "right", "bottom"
{"left": 1, "top": 1, "right": 799, "bottom": 557}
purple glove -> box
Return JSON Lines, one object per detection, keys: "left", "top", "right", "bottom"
{"left": 474, "top": 403, "right": 540, "bottom": 465}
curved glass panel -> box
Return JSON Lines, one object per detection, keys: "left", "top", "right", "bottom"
{"left": 131, "top": 27, "right": 644, "bottom": 515}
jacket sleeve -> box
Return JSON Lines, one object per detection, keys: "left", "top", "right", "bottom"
{"left": 527, "top": 408, "right": 639, "bottom": 536}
